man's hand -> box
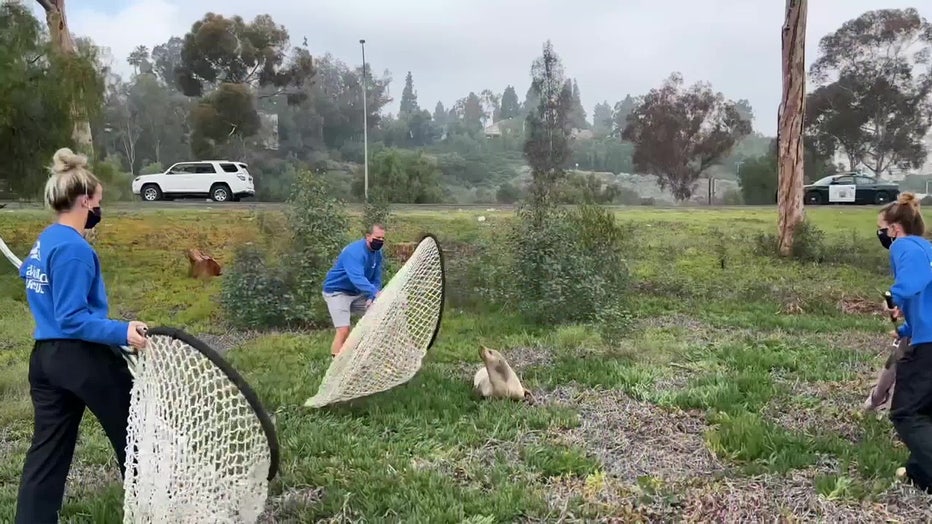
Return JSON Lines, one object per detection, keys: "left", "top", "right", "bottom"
{"left": 365, "top": 298, "right": 373, "bottom": 309}
{"left": 127, "top": 321, "right": 148, "bottom": 350}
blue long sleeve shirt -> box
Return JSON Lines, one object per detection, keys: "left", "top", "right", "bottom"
{"left": 322, "top": 238, "right": 383, "bottom": 299}
{"left": 889, "top": 235, "right": 932, "bottom": 346}
{"left": 20, "top": 223, "right": 129, "bottom": 346}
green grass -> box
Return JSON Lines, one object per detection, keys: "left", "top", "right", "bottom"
{"left": 0, "top": 205, "right": 922, "bottom": 521}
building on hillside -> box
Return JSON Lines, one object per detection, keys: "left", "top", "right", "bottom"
{"left": 483, "top": 113, "right": 502, "bottom": 138}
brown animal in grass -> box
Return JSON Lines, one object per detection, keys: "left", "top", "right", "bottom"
{"left": 472, "top": 346, "right": 534, "bottom": 403}
{"left": 186, "top": 248, "right": 222, "bottom": 279}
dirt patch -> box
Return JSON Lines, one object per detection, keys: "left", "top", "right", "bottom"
{"left": 539, "top": 386, "right": 726, "bottom": 483}
{"left": 673, "top": 468, "right": 932, "bottom": 522}
{"left": 538, "top": 466, "right": 932, "bottom": 523}
{"left": 839, "top": 295, "right": 887, "bottom": 316}
{"left": 258, "top": 486, "right": 325, "bottom": 523}
{"left": 765, "top": 377, "right": 880, "bottom": 442}
{"left": 766, "top": 349, "right": 902, "bottom": 442}
{"left": 65, "top": 462, "right": 121, "bottom": 493}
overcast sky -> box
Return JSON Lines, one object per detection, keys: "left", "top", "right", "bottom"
{"left": 36, "top": 0, "right": 932, "bottom": 136}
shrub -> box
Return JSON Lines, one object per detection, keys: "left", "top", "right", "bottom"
{"left": 754, "top": 219, "right": 826, "bottom": 263}
{"left": 222, "top": 169, "right": 350, "bottom": 330}
{"left": 504, "top": 203, "right": 631, "bottom": 325}
{"left": 219, "top": 244, "right": 303, "bottom": 329}
{"left": 363, "top": 190, "right": 392, "bottom": 232}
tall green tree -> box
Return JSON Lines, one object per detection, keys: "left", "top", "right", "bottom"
{"left": 621, "top": 72, "right": 752, "bottom": 201}
{"left": 592, "top": 101, "right": 613, "bottom": 136}
{"left": 500, "top": 85, "right": 520, "bottom": 119}
{"left": 808, "top": 8, "right": 932, "bottom": 176}
{"left": 523, "top": 40, "right": 574, "bottom": 205}
{"left": 175, "top": 13, "right": 315, "bottom": 157}
{"left": 399, "top": 71, "right": 419, "bottom": 116}
{"left": 0, "top": 2, "right": 92, "bottom": 197}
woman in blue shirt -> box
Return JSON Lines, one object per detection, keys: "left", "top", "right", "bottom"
{"left": 879, "top": 192, "right": 932, "bottom": 493}
{"left": 15, "top": 148, "right": 149, "bottom": 523}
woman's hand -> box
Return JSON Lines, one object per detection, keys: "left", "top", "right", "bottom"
{"left": 127, "top": 321, "right": 148, "bottom": 350}
{"left": 884, "top": 302, "right": 902, "bottom": 320}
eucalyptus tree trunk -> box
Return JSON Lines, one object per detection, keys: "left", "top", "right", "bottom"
{"left": 37, "top": 0, "right": 94, "bottom": 157}
{"left": 777, "top": 0, "right": 807, "bottom": 257}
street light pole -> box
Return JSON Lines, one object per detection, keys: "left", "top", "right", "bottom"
{"left": 360, "top": 38, "right": 368, "bottom": 202}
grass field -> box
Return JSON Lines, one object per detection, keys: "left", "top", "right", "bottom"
{"left": 1, "top": 205, "right": 932, "bottom": 522}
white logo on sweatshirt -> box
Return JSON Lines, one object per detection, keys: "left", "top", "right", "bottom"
{"left": 24, "top": 265, "right": 48, "bottom": 294}
{"left": 28, "top": 241, "right": 40, "bottom": 261}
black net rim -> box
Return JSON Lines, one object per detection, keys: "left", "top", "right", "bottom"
{"left": 417, "top": 233, "right": 446, "bottom": 352}
{"left": 143, "top": 326, "right": 281, "bottom": 481}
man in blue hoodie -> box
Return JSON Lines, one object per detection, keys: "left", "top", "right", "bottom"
{"left": 322, "top": 224, "right": 385, "bottom": 357}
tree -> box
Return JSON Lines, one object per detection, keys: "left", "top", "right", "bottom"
{"left": 151, "top": 36, "right": 183, "bottom": 88}
{"left": 36, "top": 0, "right": 99, "bottom": 156}
{"left": 0, "top": 2, "right": 83, "bottom": 197}
{"left": 777, "top": 0, "right": 807, "bottom": 257}
{"left": 735, "top": 99, "right": 754, "bottom": 125}
{"left": 175, "top": 13, "right": 315, "bottom": 156}
{"left": 808, "top": 8, "right": 932, "bottom": 176}
{"left": 127, "top": 45, "right": 152, "bottom": 76}
{"left": 523, "top": 40, "right": 574, "bottom": 205}
{"left": 567, "top": 79, "right": 588, "bottom": 129}
{"left": 500, "top": 85, "right": 520, "bottom": 119}
{"left": 592, "top": 101, "right": 613, "bottom": 136}
{"left": 351, "top": 149, "right": 444, "bottom": 203}
{"left": 612, "top": 95, "right": 637, "bottom": 137}
{"left": 621, "top": 73, "right": 752, "bottom": 201}
{"left": 805, "top": 74, "right": 867, "bottom": 170}
{"left": 399, "top": 71, "right": 419, "bottom": 116}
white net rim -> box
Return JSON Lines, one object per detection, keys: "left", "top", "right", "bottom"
{"left": 135, "top": 326, "right": 281, "bottom": 481}
{"left": 417, "top": 233, "right": 447, "bottom": 353}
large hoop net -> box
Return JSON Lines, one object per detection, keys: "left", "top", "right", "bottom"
{"left": 304, "top": 233, "right": 446, "bottom": 408}
{"left": 122, "top": 328, "right": 279, "bottom": 523}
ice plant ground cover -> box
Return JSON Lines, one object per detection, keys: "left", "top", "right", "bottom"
{"left": 0, "top": 205, "right": 930, "bottom": 522}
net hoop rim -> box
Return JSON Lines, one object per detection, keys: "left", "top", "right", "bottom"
{"left": 417, "top": 232, "right": 446, "bottom": 353}
{"left": 143, "top": 326, "right": 281, "bottom": 481}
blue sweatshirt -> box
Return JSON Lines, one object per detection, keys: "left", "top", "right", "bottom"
{"left": 889, "top": 235, "right": 932, "bottom": 345}
{"left": 322, "top": 238, "right": 383, "bottom": 299}
{"left": 20, "top": 223, "right": 129, "bottom": 346}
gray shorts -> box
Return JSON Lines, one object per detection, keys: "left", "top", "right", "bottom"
{"left": 322, "top": 291, "right": 368, "bottom": 328}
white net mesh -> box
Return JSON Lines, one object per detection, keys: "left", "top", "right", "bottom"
{"left": 305, "top": 234, "right": 445, "bottom": 408}
{"left": 123, "top": 330, "right": 277, "bottom": 523}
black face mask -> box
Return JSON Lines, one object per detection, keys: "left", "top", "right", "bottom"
{"left": 368, "top": 238, "right": 384, "bottom": 251}
{"left": 85, "top": 206, "right": 102, "bottom": 230}
{"left": 877, "top": 228, "right": 893, "bottom": 250}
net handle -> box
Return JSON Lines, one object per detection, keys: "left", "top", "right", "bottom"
{"left": 140, "top": 326, "right": 281, "bottom": 481}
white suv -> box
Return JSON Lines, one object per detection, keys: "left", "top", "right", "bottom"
{"left": 131, "top": 161, "right": 256, "bottom": 203}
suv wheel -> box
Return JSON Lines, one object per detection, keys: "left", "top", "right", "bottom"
{"left": 210, "top": 184, "right": 231, "bottom": 202}
{"left": 141, "top": 184, "right": 162, "bottom": 202}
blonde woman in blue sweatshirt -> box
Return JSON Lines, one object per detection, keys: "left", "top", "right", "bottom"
{"left": 880, "top": 192, "right": 932, "bottom": 493}
{"left": 15, "top": 148, "right": 149, "bottom": 523}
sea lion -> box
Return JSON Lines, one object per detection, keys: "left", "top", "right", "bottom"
{"left": 472, "top": 346, "right": 533, "bottom": 403}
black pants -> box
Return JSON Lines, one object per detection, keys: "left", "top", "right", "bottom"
{"left": 890, "top": 341, "right": 932, "bottom": 493}
{"left": 15, "top": 339, "right": 133, "bottom": 524}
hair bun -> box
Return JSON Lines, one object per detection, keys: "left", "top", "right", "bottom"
{"left": 898, "top": 191, "right": 920, "bottom": 209}
{"left": 51, "top": 147, "right": 88, "bottom": 175}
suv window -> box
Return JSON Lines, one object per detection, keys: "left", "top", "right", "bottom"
{"left": 168, "top": 163, "right": 200, "bottom": 174}
{"left": 219, "top": 163, "right": 240, "bottom": 173}
{"left": 194, "top": 163, "right": 217, "bottom": 174}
